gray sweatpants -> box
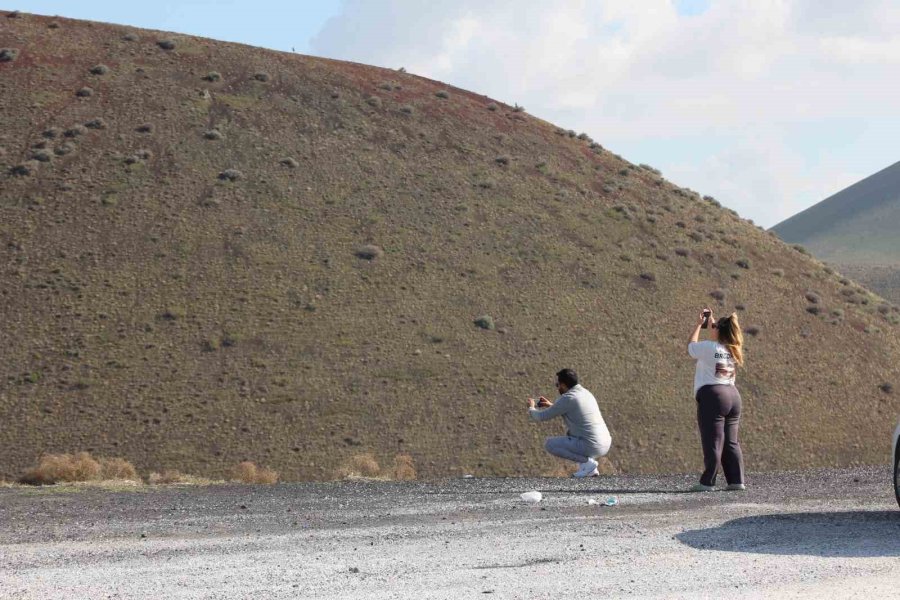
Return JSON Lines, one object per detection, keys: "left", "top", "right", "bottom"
{"left": 545, "top": 436, "right": 610, "bottom": 463}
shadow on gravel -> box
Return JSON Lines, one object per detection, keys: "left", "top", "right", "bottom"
{"left": 677, "top": 511, "right": 900, "bottom": 557}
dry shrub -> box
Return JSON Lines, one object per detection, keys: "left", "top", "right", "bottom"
{"left": 228, "top": 461, "right": 278, "bottom": 484}
{"left": 391, "top": 454, "right": 417, "bottom": 481}
{"left": 148, "top": 469, "right": 214, "bottom": 485}
{"left": 19, "top": 452, "right": 138, "bottom": 485}
{"left": 335, "top": 453, "right": 381, "bottom": 479}
{"left": 99, "top": 457, "right": 138, "bottom": 480}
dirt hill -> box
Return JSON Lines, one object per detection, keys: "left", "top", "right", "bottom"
{"left": 2, "top": 11, "right": 899, "bottom": 482}
{"left": 772, "top": 160, "right": 900, "bottom": 303}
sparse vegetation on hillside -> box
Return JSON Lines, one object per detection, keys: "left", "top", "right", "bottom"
{"left": 1, "top": 13, "right": 898, "bottom": 482}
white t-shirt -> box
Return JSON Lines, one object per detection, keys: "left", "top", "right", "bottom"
{"left": 688, "top": 340, "right": 736, "bottom": 397}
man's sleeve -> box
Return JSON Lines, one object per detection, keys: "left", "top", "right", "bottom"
{"left": 529, "top": 395, "right": 570, "bottom": 422}
{"left": 688, "top": 340, "right": 712, "bottom": 360}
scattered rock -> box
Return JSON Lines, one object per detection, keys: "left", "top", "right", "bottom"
{"left": 76, "top": 87, "right": 94, "bottom": 98}
{"left": 474, "top": 315, "right": 495, "bottom": 331}
{"left": 11, "top": 162, "right": 38, "bottom": 176}
{"left": 203, "top": 71, "right": 222, "bottom": 82}
{"left": 125, "top": 149, "right": 153, "bottom": 164}
{"left": 280, "top": 157, "right": 299, "bottom": 169}
{"left": 203, "top": 129, "right": 223, "bottom": 140}
{"left": 253, "top": 72, "right": 270, "bottom": 82}
{"left": 54, "top": 142, "right": 76, "bottom": 156}
{"left": 349, "top": 567, "right": 360, "bottom": 574}
{"left": 0, "top": 48, "right": 19, "bottom": 62}
{"left": 219, "top": 169, "right": 244, "bottom": 182}
{"left": 136, "top": 123, "right": 154, "bottom": 133}
{"left": 157, "top": 39, "right": 176, "bottom": 50}
{"left": 31, "top": 149, "right": 52, "bottom": 163}
{"left": 64, "top": 125, "right": 86, "bottom": 138}
{"left": 355, "top": 244, "right": 383, "bottom": 260}
{"left": 84, "top": 118, "right": 107, "bottom": 130}
{"left": 90, "top": 64, "right": 109, "bottom": 75}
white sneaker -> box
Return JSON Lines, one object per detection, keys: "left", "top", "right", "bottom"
{"left": 573, "top": 458, "right": 599, "bottom": 478}
{"left": 689, "top": 483, "right": 715, "bottom": 492}
{"left": 726, "top": 483, "right": 746, "bottom": 491}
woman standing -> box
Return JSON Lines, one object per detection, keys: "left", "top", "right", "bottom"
{"left": 687, "top": 308, "right": 746, "bottom": 491}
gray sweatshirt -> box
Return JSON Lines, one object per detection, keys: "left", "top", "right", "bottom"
{"left": 529, "top": 384, "right": 612, "bottom": 451}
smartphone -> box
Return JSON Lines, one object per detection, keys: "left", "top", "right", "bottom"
{"left": 701, "top": 309, "right": 711, "bottom": 329}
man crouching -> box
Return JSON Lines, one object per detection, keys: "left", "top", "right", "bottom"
{"left": 528, "top": 369, "right": 612, "bottom": 478}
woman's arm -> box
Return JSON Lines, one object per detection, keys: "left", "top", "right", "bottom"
{"left": 687, "top": 308, "right": 710, "bottom": 356}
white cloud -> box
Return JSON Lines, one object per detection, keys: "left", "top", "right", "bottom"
{"left": 312, "top": 0, "right": 900, "bottom": 227}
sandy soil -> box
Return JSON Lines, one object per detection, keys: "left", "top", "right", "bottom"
{"left": 1, "top": 467, "right": 898, "bottom": 599}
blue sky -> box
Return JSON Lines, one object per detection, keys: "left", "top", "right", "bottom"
{"left": 15, "top": 0, "right": 343, "bottom": 53}
{"left": 15, "top": 1, "right": 900, "bottom": 227}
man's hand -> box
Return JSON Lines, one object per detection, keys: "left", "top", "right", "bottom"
{"left": 537, "top": 396, "right": 552, "bottom": 408}
{"left": 527, "top": 398, "right": 536, "bottom": 409}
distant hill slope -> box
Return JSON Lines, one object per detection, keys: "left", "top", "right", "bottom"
{"left": 771, "top": 160, "right": 900, "bottom": 263}
{"left": 2, "top": 11, "right": 899, "bottom": 482}
{"left": 772, "top": 160, "right": 900, "bottom": 302}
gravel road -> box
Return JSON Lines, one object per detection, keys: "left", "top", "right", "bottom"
{"left": 1, "top": 467, "right": 898, "bottom": 599}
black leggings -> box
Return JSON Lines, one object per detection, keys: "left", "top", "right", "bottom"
{"left": 696, "top": 384, "right": 744, "bottom": 486}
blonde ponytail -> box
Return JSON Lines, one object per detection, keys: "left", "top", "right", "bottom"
{"left": 718, "top": 313, "right": 744, "bottom": 366}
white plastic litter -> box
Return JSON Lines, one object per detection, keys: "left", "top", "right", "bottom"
{"left": 587, "top": 499, "right": 598, "bottom": 505}
{"left": 520, "top": 491, "right": 543, "bottom": 503}
{"left": 462, "top": 474, "right": 474, "bottom": 479}
{"left": 604, "top": 496, "right": 619, "bottom": 506}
